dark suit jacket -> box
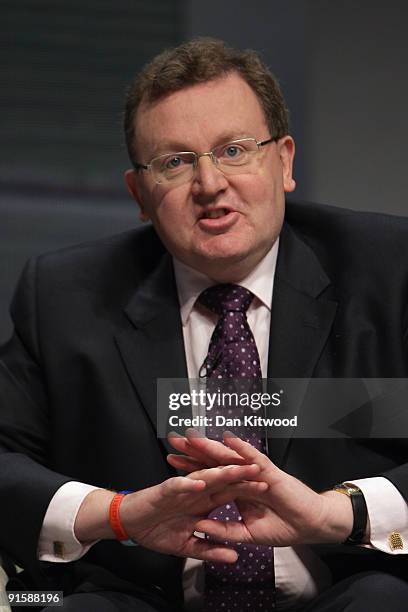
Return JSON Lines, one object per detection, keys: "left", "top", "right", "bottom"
{"left": 0, "top": 201, "right": 407, "bottom": 602}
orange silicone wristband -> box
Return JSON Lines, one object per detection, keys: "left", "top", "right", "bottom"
{"left": 109, "top": 493, "right": 129, "bottom": 541}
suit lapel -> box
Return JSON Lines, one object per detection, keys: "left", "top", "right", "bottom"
{"left": 267, "top": 223, "right": 338, "bottom": 466}
{"left": 115, "top": 252, "right": 188, "bottom": 457}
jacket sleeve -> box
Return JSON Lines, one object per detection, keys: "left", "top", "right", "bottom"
{"left": 0, "top": 257, "right": 73, "bottom": 571}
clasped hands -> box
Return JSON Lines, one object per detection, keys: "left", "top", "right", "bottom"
{"left": 76, "top": 431, "right": 353, "bottom": 562}
{"left": 121, "top": 431, "right": 354, "bottom": 562}
{"left": 165, "top": 431, "right": 354, "bottom": 557}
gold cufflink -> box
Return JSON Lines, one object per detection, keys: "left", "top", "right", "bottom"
{"left": 53, "top": 541, "right": 65, "bottom": 558}
{"left": 388, "top": 532, "right": 403, "bottom": 551}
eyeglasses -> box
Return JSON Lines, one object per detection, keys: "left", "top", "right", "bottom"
{"left": 134, "top": 136, "right": 276, "bottom": 186}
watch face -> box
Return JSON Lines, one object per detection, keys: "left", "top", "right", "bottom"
{"left": 334, "top": 484, "right": 361, "bottom": 496}
{"left": 344, "top": 484, "right": 361, "bottom": 495}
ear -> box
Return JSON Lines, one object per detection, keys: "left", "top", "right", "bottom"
{"left": 124, "top": 169, "right": 151, "bottom": 222}
{"left": 278, "top": 136, "right": 296, "bottom": 193}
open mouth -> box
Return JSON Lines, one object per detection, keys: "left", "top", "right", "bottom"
{"left": 197, "top": 208, "right": 239, "bottom": 233}
{"left": 200, "top": 208, "right": 231, "bottom": 219}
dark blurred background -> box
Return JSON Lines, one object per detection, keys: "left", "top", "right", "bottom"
{"left": 1, "top": 0, "right": 407, "bottom": 341}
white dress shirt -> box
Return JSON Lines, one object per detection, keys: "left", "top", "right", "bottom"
{"left": 38, "top": 241, "right": 408, "bottom": 610}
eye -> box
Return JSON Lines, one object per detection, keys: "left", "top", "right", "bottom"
{"left": 224, "top": 144, "right": 244, "bottom": 158}
{"left": 216, "top": 142, "right": 248, "bottom": 163}
{"left": 165, "top": 156, "right": 184, "bottom": 170}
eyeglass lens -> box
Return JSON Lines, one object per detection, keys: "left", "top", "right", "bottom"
{"left": 151, "top": 138, "right": 261, "bottom": 184}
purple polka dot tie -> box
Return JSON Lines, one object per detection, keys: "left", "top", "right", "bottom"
{"left": 198, "top": 284, "right": 275, "bottom": 611}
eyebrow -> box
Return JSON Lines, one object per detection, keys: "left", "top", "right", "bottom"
{"left": 148, "top": 130, "right": 254, "bottom": 159}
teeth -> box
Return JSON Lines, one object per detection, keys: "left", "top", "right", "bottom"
{"left": 205, "top": 209, "right": 228, "bottom": 219}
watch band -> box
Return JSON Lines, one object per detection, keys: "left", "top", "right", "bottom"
{"left": 333, "top": 483, "right": 368, "bottom": 544}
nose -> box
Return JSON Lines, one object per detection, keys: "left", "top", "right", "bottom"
{"left": 191, "top": 154, "right": 229, "bottom": 200}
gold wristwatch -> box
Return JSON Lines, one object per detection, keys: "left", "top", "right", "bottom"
{"left": 333, "top": 483, "right": 368, "bottom": 544}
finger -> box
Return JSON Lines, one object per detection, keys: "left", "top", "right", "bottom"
{"left": 210, "top": 481, "right": 268, "bottom": 506}
{"left": 185, "top": 431, "right": 247, "bottom": 465}
{"left": 223, "top": 433, "right": 273, "bottom": 471}
{"left": 167, "top": 433, "right": 220, "bottom": 468}
{"left": 188, "top": 464, "right": 261, "bottom": 489}
{"left": 167, "top": 434, "right": 190, "bottom": 455}
{"left": 187, "top": 539, "right": 238, "bottom": 563}
{"left": 194, "top": 519, "right": 248, "bottom": 543}
{"left": 167, "top": 433, "right": 195, "bottom": 453}
{"left": 167, "top": 454, "right": 206, "bottom": 472}
{"left": 161, "top": 476, "right": 206, "bottom": 497}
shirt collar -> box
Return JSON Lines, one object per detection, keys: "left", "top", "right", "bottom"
{"left": 173, "top": 238, "right": 279, "bottom": 326}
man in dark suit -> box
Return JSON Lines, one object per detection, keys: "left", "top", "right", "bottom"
{"left": 1, "top": 38, "right": 408, "bottom": 611}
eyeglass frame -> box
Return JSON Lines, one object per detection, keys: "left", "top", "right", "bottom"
{"left": 132, "top": 136, "right": 277, "bottom": 184}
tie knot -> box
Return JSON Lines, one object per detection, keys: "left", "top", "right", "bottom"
{"left": 198, "top": 284, "right": 254, "bottom": 316}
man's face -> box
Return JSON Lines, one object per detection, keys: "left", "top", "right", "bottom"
{"left": 126, "top": 72, "right": 295, "bottom": 281}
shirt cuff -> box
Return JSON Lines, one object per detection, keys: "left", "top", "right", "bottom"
{"left": 349, "top": 476, "right": 408, "bottom": 554}
{"left": 38, "top": 481, "right": 100, "bottom": 562}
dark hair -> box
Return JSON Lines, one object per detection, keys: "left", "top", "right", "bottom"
{"left": 124, "top": 37, "right": 290, "bottom": 165}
